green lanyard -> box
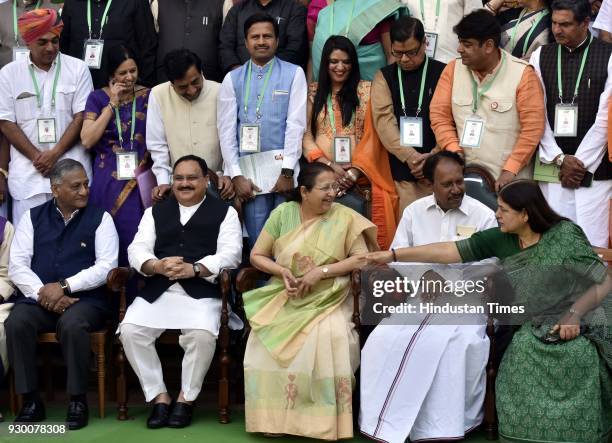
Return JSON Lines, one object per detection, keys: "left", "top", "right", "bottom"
{"left": 13, "top": 0, "right": 42, "bottom": 45}
{"left": 329, "top": 0, "right": 356, "bottom": 38}
{"left": 327, "top": 93, "right": 354, "bottom": 134}
{"left": 28, "top": 55, "right": 61, "bottom": 108}
{"left": 419, "top": 0, "right": 440, "bottom": 31}
{"left": 243, "top": 58, "right": 275, "bottom": 120}
{"left": 470, "top": 51, "right": 506, "bottom": 115}
{"left": 509, "top": 8, "right": 549, "bottom": 57}
{"left": 114, "top": 97, "right": 137, "bottom": 150}
{"left": 87, "top": 0, "right": 113, "bottom": 40}
{"left": 557, "top": 35, "right": 593, "bottom": 105}
{"left": 397, "top": 56, "right": 429, "bottom": 117}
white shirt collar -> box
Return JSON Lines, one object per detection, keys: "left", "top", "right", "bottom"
{"left": 178, "top": 194, "right": 206, "bottom": 212}
{"left": 424, "top": 194, "right": 470, "bottom": 216}
{"left": 28, "top": 52, "right": 60, "bottom": 72}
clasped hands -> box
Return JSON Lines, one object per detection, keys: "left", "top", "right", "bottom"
{"left": 558, "top": 155, "right": 588, "bottom": 189}
{"left": 280, "top": 267, "right": 324, "bottom": 299}
{"left": 151, "top": 256, "right": 196, "bottom": 281}
{"left": 38, "top": 282, "right": 79, "bottom": 314}
{"left": 33, "top": 148, "right": 60, "bottom": 177}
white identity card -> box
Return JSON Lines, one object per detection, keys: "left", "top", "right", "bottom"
{"left": 400, "top": 116, "right": 423, "bottom": 147}
{"left": 333, "top": 137, "right": 352, "bottom": 163}
{"left": 425, "top": 32, "right": 438, "bottom": 58}
{"left": 37, "top": 118, "right": 57, "bottom": 144}
{"left": 83, "top": 39, "right": 104, "bottom": 69}
{"left": 554, "top": 104, "right": 578, "bottom": 137}
{"left": 12, "top": 47, "right": 29, "bottom": 62}
{"left": 116, "top": 151, "right": 138, "bottom": 180}
{"left": 240, "top": 124, "right": 261, "bottom": 153}
{"left": 460, "top": 116, "right": 485, "bottom": 148}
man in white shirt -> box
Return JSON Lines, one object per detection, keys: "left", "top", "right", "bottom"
{"left": 529, "top": 0, "right": 612, "bottom": 247}
{"left": 594, "top": 0, "right": 612, "bottom": 42}
{"left": 0, "top": 216, "right": 15, "bottom": 423}
{"left": 6, "top": 159, "right": 119, "bottom": 430}
{"left": 0, "top": 8, "right": 93, "bottom": 225}
{"left": 147, "top": 49, "right": 234, "bottom": 203}
{"left": 217, "top": 13, "right": 306, "bottom": 247}
{"left": 119, "top": 155, "right": 242, "bottom": 429}
{"left": 360, "top": 151, "right": 498, "bottom": 443}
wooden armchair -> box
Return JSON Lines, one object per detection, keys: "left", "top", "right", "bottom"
{"left": 106, "top": 267, "right": 234, "bottom": 423}
{"left": 464, "top": 164, "right": 497, "bottom": 212}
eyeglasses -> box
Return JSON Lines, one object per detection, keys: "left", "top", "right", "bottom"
{"left": 314, "top": 183, "right": 340, "bottom": 192}
{"left": 391, "top": 43, "right": 423, "bottom": 60}
{"left": 172, "top": 175, "right": 204, "bottom": 183}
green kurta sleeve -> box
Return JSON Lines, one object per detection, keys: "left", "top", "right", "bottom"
{"left": 456, "top": 228, "right": 521, "bottom": 262}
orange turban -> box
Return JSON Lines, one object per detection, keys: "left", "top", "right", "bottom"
{"left": 18, "top": 8, "right": 63, "bottom": 45}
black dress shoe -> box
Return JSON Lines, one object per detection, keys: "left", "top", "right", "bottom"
{"left": 66, "top": 401, "right": 88, "bottom": 430}
{"left": 147, "top": 402, "right": 172, "bottom": 429}
{"left": 167, "top": 402, "right": 193, "bottom": 428}
{"left": 15, "top": 400, "right": 46, "bottom": 422}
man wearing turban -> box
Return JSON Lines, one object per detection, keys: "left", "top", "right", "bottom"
{"left": 0, "top": 8, "right": 93, "bottom": 228}
{"left": 0, "top": 9, "right": 93, "bottom": 429}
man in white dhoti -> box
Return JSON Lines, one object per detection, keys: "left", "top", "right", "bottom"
{"left": 530, "top": 0, "right": 612, "bottom": 247}
{"left": 359, "top": 151, "right": 498, "bottom": 443}
{"left": 119, "top": 155, "right": 242, "bottom": 429}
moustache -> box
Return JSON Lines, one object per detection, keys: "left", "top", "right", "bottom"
{"left": 178, "top": 187, "right": 195, "bottom": 191}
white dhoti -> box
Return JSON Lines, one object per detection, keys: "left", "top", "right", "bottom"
{"left": 359, "top": 312, "right": 489, "bottom": 443}
{"left": 539, "top": 180, "right": 612, "bottom": 247}
{"left": 12, "top": 193, "right": 52, "bottom": 226}
{"left": 118, "top": 284, "right": 243, "bottom": 402}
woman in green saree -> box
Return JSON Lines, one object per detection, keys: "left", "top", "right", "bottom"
{"left": 367, "top": 180, "right": 612, "bottom": 443}
{"left": 243, "top": 162, "right": 378, "bottom": 440}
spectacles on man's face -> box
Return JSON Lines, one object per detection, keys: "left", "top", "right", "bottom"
{"left": 314, "top": 183, "right": 340, "bottom": 193}
{"left": 391, "top": 42, "right": 423, "bottom": 60}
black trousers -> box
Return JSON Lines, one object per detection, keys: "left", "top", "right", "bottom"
{"left": 5, "top": 302, "right": 107, "bottom": 396}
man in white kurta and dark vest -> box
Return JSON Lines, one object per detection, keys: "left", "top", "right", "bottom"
{"left": 6, "top": 159, "right": 119, "bottom": 430}
{"left": 530, "top": 0, "right": 612, "bottom": 247}
{"left": 359, "top": 152, "right": 498, "bottom": 443}
{"left": 218, "top": 13, "right": 306, "bottom": 247}
{"left": 147, "top": 49, "right": 234, "bottom": 204}
{"left": 430, "top": 9, "right": 546, "bottom": 191}
{"left": 0, "top": 9, "right": 93, "bottom": 225}
{"left": 119, "top": 155, "right": 242, "bottom": 429}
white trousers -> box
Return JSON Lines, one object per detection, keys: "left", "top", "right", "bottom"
{"left": 119, "top": 324, "right": 216, "bottom": 402}
{"left": 539, "top": 180, "right": 612, "bottom": 247}
{"left": 12, "top": 193, "right": 52, "bottom": 226}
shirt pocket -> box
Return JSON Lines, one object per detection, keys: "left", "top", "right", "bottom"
{"left": 54, "top": 85, "right": 76, "bottom": 114}
{"left": 272, "top": 89, "right": 290, "bottom": 121}
{"left": 15, "top": 94, "right": 38, "bottom": 125}
{"left": 486, "top": 99, "right": 514, "bottom": 130}
{"left": 451, "top": 95, "right": 473, "bottom": 117}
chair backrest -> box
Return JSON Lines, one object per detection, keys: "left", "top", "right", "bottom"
{"left": 464, "top": 164, "right": 497, "bottom": 212}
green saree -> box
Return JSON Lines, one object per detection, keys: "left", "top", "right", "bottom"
{"left": 243, "top": 202, "right": 378, "bottom": 440}
{"left": 457, "top": 221, "right": 612, "bottom": 443}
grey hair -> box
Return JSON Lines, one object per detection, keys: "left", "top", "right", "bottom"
{"left": 49, "top": 159, "right": 85, "bottom": 185}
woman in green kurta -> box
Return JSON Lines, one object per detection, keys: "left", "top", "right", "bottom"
{"left": 367, "top": 180, "right": 612, "bottom": 443}
{"left": 243, "top": 162, "right": 378, "bottom": 440}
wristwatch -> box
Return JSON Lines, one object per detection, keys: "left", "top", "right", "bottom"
{"left": 193, "top": 263, "right": 202, "bottom": 278}
{"left": 554, "top": 154, "right": 566, "bottom": 167}
{"left": 59, "top": 279, "right": 71, "bottom": 296}
{"left": 281, "top": 168, "right": 294, "bottom": 178}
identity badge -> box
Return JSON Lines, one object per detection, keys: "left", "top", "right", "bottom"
{"left": 460, "top": 116, "right": 485, "bottom": 149}
{"left": 553, "top": 104, "right": 578, "bottom": 137}
{"left": 424, "top": 32, "right": 438, "bottom": 58}
{"left": 240, "top": 124, "right": 261, "bottom": 153}
{"left": 116, "top": 151, "right": 138, "bottom": 180}
{"left": 333, "top": 136, "right": 352, "bottom": 163}
{"left": 83, "top": 39, "right": 104, "bottom": 69}
{"left": 37, "top": 118, "right": 57, "bottom": 144}
{"left": 400, "top": 116, "right": 423, "bottom": 148}
{"left": 12, "top": 47, "right": 29, "bottom": 62}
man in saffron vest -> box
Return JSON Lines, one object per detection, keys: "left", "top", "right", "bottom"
{"left": 119, "top": 155, "right": 242, "bottom": 429}
{"left": 430, "top": 9, "right": 546, "bottom": 191}
{"left": 6, "top": 159, "right": 119, "bottom": 430}
{"left": 218, "top": 12, "right": 307, "bottom": 247}
{"left": 148, "top": 49, "right": 234, "bottom": 203}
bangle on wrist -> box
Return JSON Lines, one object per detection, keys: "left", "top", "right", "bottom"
{"left": 569, "top": 307, "right": 582, "bottom": 318}
{"left": 391, "top": 248, "right": 397, "bottom": 262}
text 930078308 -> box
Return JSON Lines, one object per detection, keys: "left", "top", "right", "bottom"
{"left": 4, "top": 423, "right": 67, "bottom": 437}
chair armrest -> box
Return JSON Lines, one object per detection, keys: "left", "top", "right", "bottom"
{"left": 106, "top": 267, "right": 133, "bottom": 292}
{"left": 351, "top": 269, "right": 361, "bottom": 330}
{"left": 236, "top": 267, "right": 270, "bottom": 293}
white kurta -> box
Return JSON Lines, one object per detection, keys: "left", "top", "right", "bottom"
{"left": 360, "top": 195, "right": 497, "bottom": 443}
{"left": 121, "top": 197, "right": 243, "bottom": 335}
{"left": 530, "top": 46, "right": 612, "bottom": 248}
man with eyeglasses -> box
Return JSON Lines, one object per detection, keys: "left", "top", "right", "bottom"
{"left": 430, "top": 9, "right": 546, "bottom": 191}
{"left": 119, "top": 154, "right": 242, "bottom": 429}
{"left": 371, "top": 16, "right": 446, "bottom": 213}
